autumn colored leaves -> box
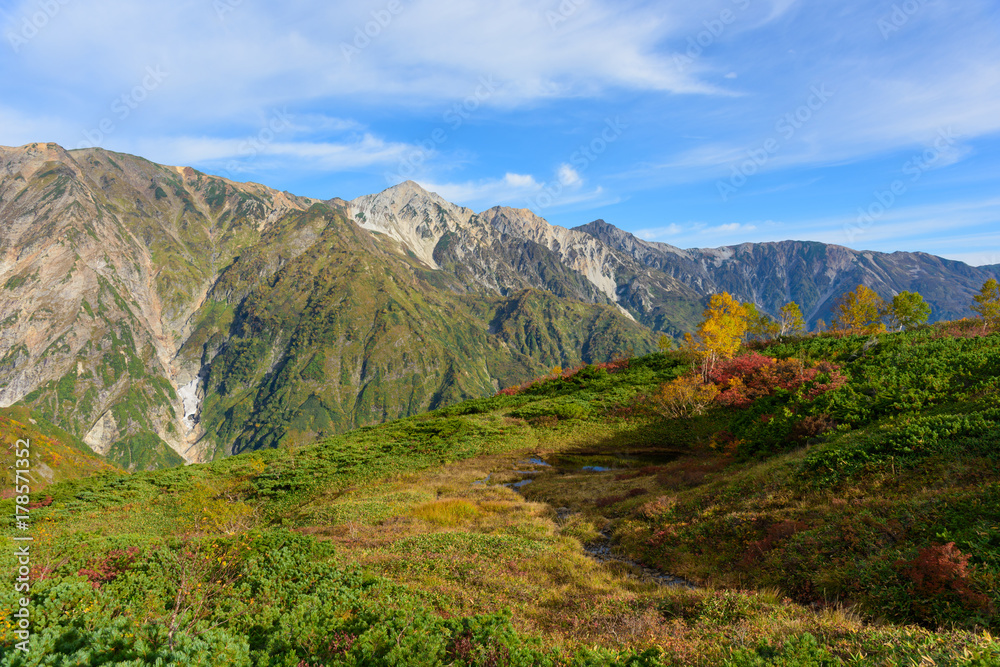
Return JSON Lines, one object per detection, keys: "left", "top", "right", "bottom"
{"left": 681, "top": 279, "right": 1000, "bottom": 370}
{"left": 650, "top": 280, "right": 998, "bottom": 423}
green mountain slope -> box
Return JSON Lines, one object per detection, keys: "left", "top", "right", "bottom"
{"left": 0, "top": 144, "right": 656, "bottom": 469}
{"left": 3, "top": 142, "right": 998, "bottom": 472}
{"left": 0, "top": 142, "right": 316, "bottom": 469}
{"left": 181, "top": 201, "right": 656, "bottom": 457}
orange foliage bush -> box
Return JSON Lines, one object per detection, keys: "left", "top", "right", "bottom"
{"left": 650, "top": 375, "right": 720, "bottom": 418}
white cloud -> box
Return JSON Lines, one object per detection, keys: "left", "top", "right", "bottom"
{"left": 120, "top": 133, "right": 421, "bottom": 173}
{"left": 706, "top": 223, "right": 757, "bottom": 233}
{"left": 941, "top": 251, "right": 1000, "bottom": 267}
{"left": 637, "top": 224, "right": 683, "bottom": 240}
{"left": 417, "top": 174, "right": 543, "bottom": 208}
{"left": 558, "top": 163, "right": 582, "bottom": 186}
{"left": 674, "top": 197, "right": 1000, "bottom": 256}
{"left": 503, "top": 172, "right": 540, "bottom": 189}
{"left": 0, "top": 106, "right": 74, "bottom": 147}
{"left": 0, "top": 0, "right": 724, "bottom": 127}
{"left": 420, "top": 171, "right": 610, "bottom": 212}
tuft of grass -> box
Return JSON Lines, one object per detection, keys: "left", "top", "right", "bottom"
{"left": 410, "top": 498, "right": 481, "bottom": 526}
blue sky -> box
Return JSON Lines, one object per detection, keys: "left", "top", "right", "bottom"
{"left": 2, "top": 0, "right": 999, "bottom": 265}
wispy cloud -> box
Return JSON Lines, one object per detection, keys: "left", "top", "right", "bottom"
{"left": 636, "top": 224, "right": 683, "bottom": 240}
{"left": 418, "top": 173, "right": 543, "bottom": 208}
{"left": 121, "top": 134, "right": 420, "bottom": 173}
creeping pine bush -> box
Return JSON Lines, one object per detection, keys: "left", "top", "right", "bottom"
{"left": 804, "top": 408, "right": 1000, "bottom": 483}
{"left": 1, "top": 525, "right": 678, "bottom": 666}
{"left": 722, "top": 633, "right": 839, "bottom": 667}
{"left": 509, "top": 397, "right": 591, "bottom": 421}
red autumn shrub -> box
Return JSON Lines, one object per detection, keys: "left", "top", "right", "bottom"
{"left": 787, "top": 414, "right": 837, "bottom": 442}
{"left": 595, "top": 495, "right": 624, "bottom": 508}
{"left": 77, "top": 546, "right": 140, "bottom": 589}
{"left": 931, "top": 317, "right": 994, "bottom": 339}
{"left": 28, "top": 495, "right": 53, "bottom": 509}
{"left": 801, "top": 361, "right": 849, "bottom": 400}
{"left": 709, "top": 352, "right": 776, "bottom": 386}
{"left": 900, "top": 543, "right": 993, "bottom": 614}
{"left": 709, "top": 354, "right": 847, "bottom": 408}
{"left": 591, "top": 357, "right": 631, "bottom": 374}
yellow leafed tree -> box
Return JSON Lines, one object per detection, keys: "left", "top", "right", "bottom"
{"left": 832, "top": 285, "right": 887, "bottom": 334}
{"left": 972, "top": 279, "right": 1000, "bottom": 331}
{"left": 778, "top": 302, "right": 806, "bottom": 336}
{"left": 743, "top": 302, "right": 780, "bottom": 342}
{"left": 650, "top": 375, "right": 719, "bottom": 418}
{"left": 686, "top": 292, "right": 750, "bottom": 375}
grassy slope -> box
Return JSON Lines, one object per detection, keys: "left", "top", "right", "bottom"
{"left": 0, "top": 406, "right": 117, "bottom": 492}
{"left": 2, "top": 324, "right": 999, "bottom": 665}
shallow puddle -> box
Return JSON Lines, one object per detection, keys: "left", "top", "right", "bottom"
{"left": 547, "top": 450, "right": 682, "bottom": 472}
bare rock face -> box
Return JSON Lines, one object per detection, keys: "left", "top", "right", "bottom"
{"left": 83, "top": 410, "right": 119, "bottom": 456}
{"left": 0, "top": 142, "right": 313, "bottom": 468}
{"left": 347, "top": 186, "right": 701, "bottom": 332}
{"left": 347, "top": 180, "right": 474, "bottom": 269}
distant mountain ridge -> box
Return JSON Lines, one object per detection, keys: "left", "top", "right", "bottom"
{"left": 0, "top": 141, "right": 995, "bottom": 469}
{"left": 574, "top": 219, "right": 999, "bottom": 326}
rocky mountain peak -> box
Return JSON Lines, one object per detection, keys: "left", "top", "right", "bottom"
{"left": 346, "top": 180, "right": 475, "bottom": 268}
{"left": 1, "top": 142, "right": 84, "bottom": 183}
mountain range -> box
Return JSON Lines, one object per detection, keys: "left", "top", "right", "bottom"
{"left": 1, "top": 141, "right": 996, "bottom": 470}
